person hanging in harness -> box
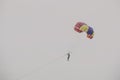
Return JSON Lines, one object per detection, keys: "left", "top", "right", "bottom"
{"left": 67, "top": 53, "right": 70, "bottom": 61}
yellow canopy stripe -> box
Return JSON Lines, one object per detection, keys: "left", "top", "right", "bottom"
{"left": 79, "top": 25, "right": 89, "bottom": 32}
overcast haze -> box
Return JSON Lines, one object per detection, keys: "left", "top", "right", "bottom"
{"left": 1, "top": 0, "right": 120, "bottom": 80}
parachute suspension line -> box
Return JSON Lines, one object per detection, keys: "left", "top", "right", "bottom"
{"left": 16, "top": 53, "right": 68, "bottom": 80}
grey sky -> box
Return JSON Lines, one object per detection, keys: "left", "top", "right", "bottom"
{"left": 1, "top": 0, "right": 120, "bottom": 80}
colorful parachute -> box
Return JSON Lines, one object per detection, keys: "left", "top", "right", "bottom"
{"left": 74, "top": 22, "right": 94, "bottom": 39}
